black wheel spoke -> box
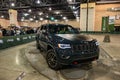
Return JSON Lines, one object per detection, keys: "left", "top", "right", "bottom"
{"left": 46, "top": 50, "right": 62, "bottom": 70}
{"left": 47, "top": 52, "right": 57, "bottom": 68}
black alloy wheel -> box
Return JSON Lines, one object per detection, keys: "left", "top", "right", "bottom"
{"left": 46, "top": 49, "right": 62, "bottom": 70}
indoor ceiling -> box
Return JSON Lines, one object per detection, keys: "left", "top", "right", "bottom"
{"left": 0, "top": 0, "right": 120, "bottom": 22}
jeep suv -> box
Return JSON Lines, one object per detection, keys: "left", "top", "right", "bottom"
{"left": 36, "top": 24, "right": 99, "bottom": 70}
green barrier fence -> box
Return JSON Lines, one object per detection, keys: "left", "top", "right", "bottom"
{"left": 0, "top": 34, "right": 36, "bottom": 50}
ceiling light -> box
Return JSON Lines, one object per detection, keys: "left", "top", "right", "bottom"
{"left": 68, "top": 0, "right": 72, "bottom": 2}
{"left": 55, "top": 11, "right": 60, "bottom": 14}
{"left": 35, "top": 20, "right": 38, "bottom": 23}
{"left": 63, "top": 17, "right": 67, "bottom": 20}
{"left": 72, "top": 6, "right": 76, "bottom": 9}
{"left": 11, "top": 2, "right": 15, "bottom": 7}
{"left": 1, "top": 15, "right": 4, "bottom": 18}
{"left": 24, "top": 13, "right": 29, "bottom": 16}
{"left": 39, "top": 12, "right": 43, "bottom": 15}
{"left": 74, "top": 11, "right": 77, "bottom": 14}
{"left": 28, "top": 9, "right": 32, "bottom": 12}
{"left": 30, "top": 18, "right": 33, "bottom": 21}
{"left": 50, "top": 17, "right": 55, "bottom": 21}
{"left": 21, "top": 18, "right": 24, "bottom": 21}
{"left": 36, "top": 0, "right": 40, "bottom": 4}
{"left": 60, "top": 14, "right": 63, "bottom": 17}
{"left": 49, "top": 7, "right": 52, "bottom": 11}
{"left": 40, "top": 18, "right": 43, "bottom": 21}
{"left": 33, "top": 16, "right": 36, "bottom": 18}
{"left": 55, "top": 20, "right": 58, "bottom": 22}
{"left": 46, "top": 15, "right": 49, "bottom": 18}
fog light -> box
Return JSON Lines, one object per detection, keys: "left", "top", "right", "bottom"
{"left": 61, "top": 55, "right": 70, "bottom": 59}
{"left": 73, "top": 61, "right": 78, "bottom": 65}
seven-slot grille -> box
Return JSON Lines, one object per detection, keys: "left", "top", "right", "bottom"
{"left": 72, "top": 41, "right": 96, "bottom": 52}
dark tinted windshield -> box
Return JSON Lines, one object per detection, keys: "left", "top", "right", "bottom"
{"left": 48, "top": 25, "right": 79, "bottom": 34}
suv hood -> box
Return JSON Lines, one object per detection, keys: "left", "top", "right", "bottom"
{"left": 53, "top": 34, "right": 93, "bottom": 43}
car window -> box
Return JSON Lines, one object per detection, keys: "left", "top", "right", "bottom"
{"left": 48, "top": 25, "right": 79, "bottom": 34}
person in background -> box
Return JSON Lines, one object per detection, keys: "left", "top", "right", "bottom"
{"left": 2, "top": 28, "right": 7, "bottom": 36}
{"left": 15, "top": 28, "right": 21, "bottom": 35}
{"left": 59, "top": 27, "right": 70, "bottom": 34}
{"left": 6, "top": 27, "right": 15, "bottom": 36}
{"left": 0, "top": 26, "right": 3, "bottom": 37}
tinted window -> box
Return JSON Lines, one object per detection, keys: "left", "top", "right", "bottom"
{"left": 48, "top": 25, "right": 79, "bottom": 34}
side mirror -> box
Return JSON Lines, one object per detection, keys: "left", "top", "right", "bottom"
{"left": 42, "top": 30, "right": 48, "bottom": 35}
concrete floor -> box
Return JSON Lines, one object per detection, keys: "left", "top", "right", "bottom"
{"left": 0, "top": 42, "right": 49, "bottom": 80}
{"left": 0, "top": 34, "right": 120, "bottom": 80}
{"left": 89, "top": 34, "right": 120, "bottom": 58}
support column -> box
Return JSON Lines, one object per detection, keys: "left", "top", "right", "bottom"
{"left": 80, "top": 3, "right": 95, "bottom": 31}
{"left": 9, "top": 9, "right": 19, "bottom": 27}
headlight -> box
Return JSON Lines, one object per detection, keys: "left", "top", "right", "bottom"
{"left": 95, "top": 41, "right": 99, "bottom": 46}
{"left": 58, "top": 44, "right": 71, "bottom": 49}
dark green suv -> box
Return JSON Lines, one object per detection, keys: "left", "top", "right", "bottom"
{"left": 36, "top": 24, "right": 99, "bottom": 70}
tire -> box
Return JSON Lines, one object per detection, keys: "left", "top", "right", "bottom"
{"left": 36, "top": 42, "right": 43, "bottom": 52}
{"left": 36, "top": 42, "right": 40, "bottom": 49}
{"left": 46, "top": 49, "right": 62, "bottom": 70}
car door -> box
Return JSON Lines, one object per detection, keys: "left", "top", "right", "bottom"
{"left": 39, "top": 25, "right": 48, "bottom": 51}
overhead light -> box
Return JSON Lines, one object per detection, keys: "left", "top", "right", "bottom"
{"left": 72, "top": 6, "right": 76, "bottom": 9}
{"left": 39, "top": 12, "right": 43, "bottom": 15}
{"left": 35, "top": 20, "right": 39, "bottom": 23}
{"left": 11, "top": 2, "right": 15, "bottom": 7}
{"left": 46, "top": 15, "right": 49, "bottom": 18}
{"left": 55, "top": 11, "right": 60, "bottom": 14}
{"left": 30, "top": 18, "right": 33, "bottom": 21}
{"left": 63, "top": 17, "right": 67, "bottom": 20}
{"left": 40, "top": 18, "right": 43, "bottom": 21}
{"left": 74, "top": 11, "right": 78, "bottom": 14}
{"left": 60, "top": 14, "right": 63, "bottom": 17}
{"left": 1, "top": 15, "right": 4, "bottom": 18}
{"left": 21, "top": 18, "right": 24, "bottom": 21}
{"left": 50, "top": 17, "right": 55, "bottom": 21}
{"left": 28, "top": 9, "right": 32, "bottom": 12}
{"left": 68, "top": 0, "right": 72, "bottom": 2}
{"left": 55, "top": 20, "right": 58, "bottom": 22}
{"left": 36, "top": 0, "right": 41, "bottom": 4}
{"left": 33, "top": 16, "right": 36, "bottom": 19}
{"left": 49, "top": 7, "right": 52, "bottom": 11}
{"left": 24, "top": 13, "right": 29, "bottom": 16}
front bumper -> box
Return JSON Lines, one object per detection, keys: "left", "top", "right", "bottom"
{"left": 55, "top": 48, "right": 99, "bottom": 65}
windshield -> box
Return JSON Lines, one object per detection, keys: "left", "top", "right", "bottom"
{"left": 49, "top": 25, "right": 79, "bottom": 34}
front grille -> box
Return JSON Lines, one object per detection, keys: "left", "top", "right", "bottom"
{"left": 72, "top": 41, "right": 97, "bottom": 53}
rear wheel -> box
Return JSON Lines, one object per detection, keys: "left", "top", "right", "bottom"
{"left": 46, "top": 49, "right": 62, "bottom": 70}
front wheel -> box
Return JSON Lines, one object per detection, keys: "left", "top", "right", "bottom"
{"left": 46, "top": 49, "right": 62, "bottom": 70}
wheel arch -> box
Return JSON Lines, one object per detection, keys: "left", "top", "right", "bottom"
{"left": 47, "top": 44, "right": 54, "bottom": 51}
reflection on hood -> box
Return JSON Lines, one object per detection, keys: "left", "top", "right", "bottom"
{"left": 54, "top": 34, "right": 93, "bottom": 43}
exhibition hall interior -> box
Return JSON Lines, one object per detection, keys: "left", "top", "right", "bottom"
{"left": 0, "top": 0, "right": 120, "bottom": 80}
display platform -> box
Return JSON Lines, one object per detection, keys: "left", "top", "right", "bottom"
{"left": 24, "top": 44, "right": 120, "bottom": 80}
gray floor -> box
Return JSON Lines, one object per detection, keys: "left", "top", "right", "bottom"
{"left": 0, "top": 34, "right": 120, "bottom": 80}
{"left": 0, "top": 42, "right": 48, "bottom": 80}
